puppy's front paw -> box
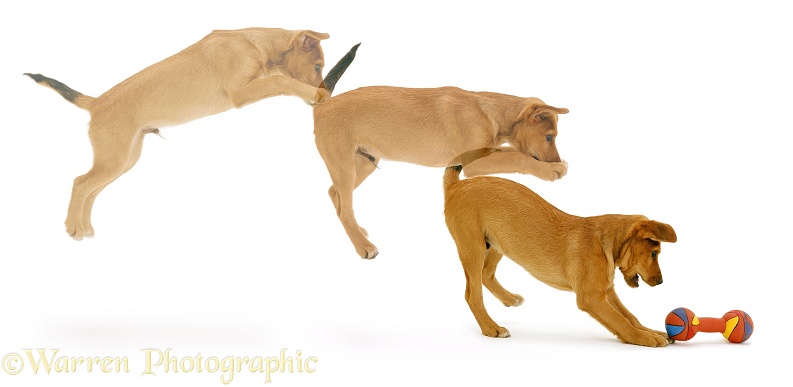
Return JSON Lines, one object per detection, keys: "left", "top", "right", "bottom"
{"left": 646, "top": 328, "right": 670, "bottom": 339}
{"left": 310, "top": 88, "right": 330, "bottom": 105}
{"left": 546, "top": 160, "right": 568, "bottom": 181}
{"left": 624, "top": 331, "right": 670, "bottom": 347}
{"left": 482, "top": 325, "right": 511, "bottom": 338}
{"left": 651, "top": 330, "right": 674, "bottom": 345}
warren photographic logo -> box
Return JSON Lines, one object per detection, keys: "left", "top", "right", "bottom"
{"left": 2, "top": 348, "right": 317, "bottom": 384}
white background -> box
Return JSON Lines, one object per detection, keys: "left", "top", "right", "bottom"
{"left": 1, "top": 1, "right": 790, "bottom": 386}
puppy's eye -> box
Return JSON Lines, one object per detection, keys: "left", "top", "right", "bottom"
{"left": 546, "top": 134, "right": 553, "bottom": 143}
{"left": 315, "top": 64, "right": 321, "bottom": 73}
{"left": 651, "top": 251, "right": 658, "bottom": 259}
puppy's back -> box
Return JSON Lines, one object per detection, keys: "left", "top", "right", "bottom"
{"left": 446, "top": 176, "right": 565, "bottom": 223}
{"left": 314, "top": 86, "right": 480, "bottom": 129}
{"left": 313, "top": 86, "right": 512, "bottom": 165}
{"left": 444, "top": 176, "right": 576, "bottom": 263}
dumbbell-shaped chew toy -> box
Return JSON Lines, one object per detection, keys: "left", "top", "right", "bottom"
{"left": 665, "top": 307, "right": 753, "bottom": 343}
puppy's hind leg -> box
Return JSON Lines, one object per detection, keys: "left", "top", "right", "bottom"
{"left": 328, "top": 152, "right": 378, "bottom": 237}
{"left": 80, "top": 133, "right": 147, "bottom": 238}
{"left": 452, "top": 233, "right": 510, "bottom": 338}
{"left": 65, "top": 122, "right": 137, "bottom": 240}
{"left": 482, "top": 247, "right": 524, "bottom": 307}
{"left": 317, "top": 144, "right": 378, "bottom": 259}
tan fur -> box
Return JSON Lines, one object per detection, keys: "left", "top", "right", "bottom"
{"left": 442, "top": 152, "right": 677, "bottom": 347}
{"left": 28, "top": 28, "right": 331, "bottom": 240}
{"left": 313, "top": 86, "right": 569, "bottom": 259}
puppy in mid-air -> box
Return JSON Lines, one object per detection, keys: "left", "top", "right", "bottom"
{"left": 313, "top": 86, "right": 569, "bottom": 259}
{"left": 442, "top": 149, "right": 677, "bottom": 347}
{"left": 25, "top": 27, "right": 346, "bottom": 240}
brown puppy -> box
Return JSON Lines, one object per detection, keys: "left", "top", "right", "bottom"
{"left": 443, "top": 149, "right": 677, "bottom": 347}
{"left": 313, "top": 87, "right": 569, "bottom": 259}
{"left": 26, "top": 28, "right": 331, "bottom": 240}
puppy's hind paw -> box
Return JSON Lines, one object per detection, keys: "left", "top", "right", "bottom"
{"left": 355, "top": 243, "right": 379, "bottom": 260}
{"left": 82, "top": 222, "right": 96, "bottom": 239}
{"left": 482, "top": 325, "right": 511, "bottom": 338}
{"left": 65, "top": 222, "right": 89, "bottom": 241}
{"left": 503, "top": 294, "right": 524, "bottom": 307}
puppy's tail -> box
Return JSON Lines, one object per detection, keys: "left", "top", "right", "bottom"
{"left": 443, "top": 148, "right": 500, "bottom": 191}
{"left": 24, "top": 73, "right": 95, "bottom": 110}
{"left": 319, "top": 43, "right": 360, "bottom": 96}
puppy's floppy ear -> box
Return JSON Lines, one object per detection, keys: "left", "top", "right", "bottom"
{"left": 517, "top": 101, "right": 570, "bottom": 124}
{"left": 291, "top": 30, "right": 330, "bottom": 51}
{"left": 635, "top": 220, "right": 677, "bottom": 243}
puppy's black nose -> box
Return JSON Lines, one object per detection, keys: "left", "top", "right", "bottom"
{"left": 656, "top": 278, "right": 663, "bottom": 285}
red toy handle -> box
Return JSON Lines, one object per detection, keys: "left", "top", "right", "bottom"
{"left": 697, "top": 317, "right": 726, "bottom": 333}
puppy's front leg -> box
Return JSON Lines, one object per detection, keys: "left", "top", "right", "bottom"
{"left": 227, "top": 75, "right": 328, "bottom": 108}
{"left": 606, "top": 289, "right": 670, "bottom": 342}
{"left": 576, "top": 290, "right": 669, "bottom": 347}
{"left": 462, "top": 146, "right": 567, "bottom": 181}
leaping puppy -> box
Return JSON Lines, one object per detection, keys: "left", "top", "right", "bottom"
{"left": 25, "top": 27, "right": 358, "bottom": 240}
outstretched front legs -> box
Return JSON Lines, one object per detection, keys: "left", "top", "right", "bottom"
{"left": 575, "top": 286, "right": 671, "bottom": 347}
{"left": 463, "top": 146, "right": 567, "bottom": 181}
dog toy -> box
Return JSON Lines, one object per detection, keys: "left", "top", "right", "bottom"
{"left": 665, "top": 307, "right": 753, "bottom": 343}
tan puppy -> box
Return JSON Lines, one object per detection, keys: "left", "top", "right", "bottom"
{"left": 442, "top": 149, "right": 677, "bottom": 347}
{"left": 313, "top": 87, "right": 569, "bottom": 259}
{"left": 26, "top": 28, "right": 331, "bottom": 240}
